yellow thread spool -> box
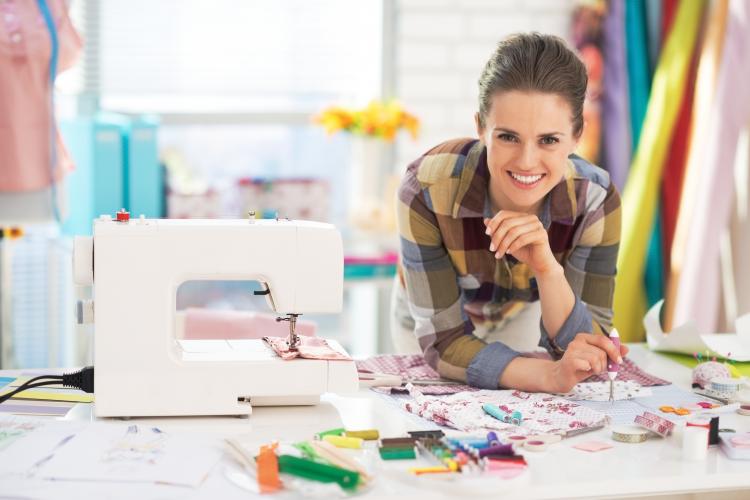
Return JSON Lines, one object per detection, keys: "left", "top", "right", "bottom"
{"left": 323, "top": 435, "right": 364, "bottom": 449}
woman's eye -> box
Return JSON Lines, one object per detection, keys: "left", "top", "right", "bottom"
{"left": 498, "top": 133, "right": 518, "bottom": 143}
{"left": 540, "top": 136, "right": 559, "bottom": 145}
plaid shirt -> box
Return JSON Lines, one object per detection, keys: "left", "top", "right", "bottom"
{"left": 396, "top": 138, "right": 621, "bottom": 389}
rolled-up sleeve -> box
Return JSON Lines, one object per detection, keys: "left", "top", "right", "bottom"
{"left": 539, "top": 181, "right": 621, "bottom": 358}
{"left": 397, "top": 163, "right": 521, "bottom": 388}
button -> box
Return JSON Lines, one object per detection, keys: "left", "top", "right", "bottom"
{"left": 10, "top": 32, "right": 21, "bottom": 44}
{"left": 116, "top": 209, "right": 130, "bottom": 222}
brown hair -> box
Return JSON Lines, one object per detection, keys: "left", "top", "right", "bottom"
{"left": 477, "top": 33, "right": 587, "bottom": 137}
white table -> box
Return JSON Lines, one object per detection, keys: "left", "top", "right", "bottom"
{"left": 1, "top": 344, "right": 749, "bottom": 500}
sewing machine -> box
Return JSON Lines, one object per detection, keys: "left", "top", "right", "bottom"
{"left": 73, "top": 212, "right": 358, "bottom": 417}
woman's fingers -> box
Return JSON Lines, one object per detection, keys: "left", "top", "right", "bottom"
{"left": 491, "top": 222, "right": 540, "bottom": 257}
{"left": 505, "top": 227, "right": 546, "bottom": 255}
{"left": 568, "top": 345, "right": 605, "bottom": 374}
{"left": 483, "top": 211, "right": 517, "bottom": 234}
{"left": 487, "top": 215, "right": 540, "bottom": 254}
{"left": 484, "top": 210, "right": 534, "bottom": 235}
{"left": 567, "top": 338, "right": 608, "bottom": 373}
{"left": 580, "top": 333, "right": 623, "bottom": 364}
{"left": 570, "top": 358, "right": 592, "bottom": 374}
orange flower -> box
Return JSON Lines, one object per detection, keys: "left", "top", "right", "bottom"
{"left": 314, "top": 107, "right": 355, "bottom": 135}
{"left": 2, "top": 227, "right": 24, "bottom": 239}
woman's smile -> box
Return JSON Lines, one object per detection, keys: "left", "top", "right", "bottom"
{"left": 507, "top": 170, "right": 547, "bottom": 190}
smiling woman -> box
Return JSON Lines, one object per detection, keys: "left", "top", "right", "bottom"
{"left": 394, "top": 33, "right": 625, "bottom": 394}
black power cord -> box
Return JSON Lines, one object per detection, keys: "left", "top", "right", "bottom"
{"left": 0, "top": 366, "right": 94, "bottom": 405}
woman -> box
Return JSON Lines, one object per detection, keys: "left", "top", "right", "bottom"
{"left": 395, "top": 33, "right": 627, "bottom": 393}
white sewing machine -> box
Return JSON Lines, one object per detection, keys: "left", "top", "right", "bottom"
{"left": 73, "top": 212, "right": 358, "bottom": 417}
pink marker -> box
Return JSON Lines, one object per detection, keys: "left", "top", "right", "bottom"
{"left": 607, "top": 329, "right": 621, "bottom": 402}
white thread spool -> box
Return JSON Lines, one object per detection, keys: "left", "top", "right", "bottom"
{"left": 683, "top": 426, "right": 709, "bottom": 460}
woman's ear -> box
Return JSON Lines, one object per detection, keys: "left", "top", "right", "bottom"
{"left": 571, "top": 122, "right": 584, "bottom": 155}
{"left": 570, "top": 137, "right": 580, "bottom": 156}
{"left": 475, "top": 112, "right": 485, "bottom": 143}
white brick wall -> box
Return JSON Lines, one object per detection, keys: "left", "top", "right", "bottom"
{"left": 393, "top": 0, "right": 576, "bottom": 172}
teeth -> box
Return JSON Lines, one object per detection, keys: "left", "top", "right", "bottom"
{"left": 510, "top": 172, "right": 543, "bottom": 184}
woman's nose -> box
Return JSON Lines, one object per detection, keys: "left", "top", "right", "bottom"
{"left": 515, "top": 143, "right": 540, "bottom": 171}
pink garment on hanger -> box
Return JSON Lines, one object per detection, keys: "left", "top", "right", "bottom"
{"left": 0, "top": 0, "right": 82, "bottom": 192}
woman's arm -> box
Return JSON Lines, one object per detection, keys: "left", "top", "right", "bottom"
{"left": 499, "top": 333, "right": 625, "bottom": 393}
{"left": 535, "top": 263, "right": 576, "bottom": 340}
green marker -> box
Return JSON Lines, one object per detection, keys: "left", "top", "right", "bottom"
{"left": 316, "top": 427, "right": 345, "bottom": 439}
{"left": 278, "top": 455, "right": 360, "bottom": 490}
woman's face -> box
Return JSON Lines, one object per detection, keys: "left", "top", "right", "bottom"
{"left": 476, "top": 90, "right": 579, "bottom": 213}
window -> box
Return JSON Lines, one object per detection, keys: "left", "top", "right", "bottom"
{"left": 96, "top": 0, "right": 383, "bottom": 114}
{"left": 75, "top": 0, "right": 387, "bottom": 227}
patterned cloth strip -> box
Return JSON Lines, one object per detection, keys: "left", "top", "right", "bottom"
{"left": 355, "top": 354, "right": 669, "bottom": 395}
{"left": 634, "top": 412, "right": 675, "bottom": 437}
{"left": 400, "top": 384, "right": 608, "bottom": 436}
{"left": 263, "top": 336, "right": 351, "bottom": 361}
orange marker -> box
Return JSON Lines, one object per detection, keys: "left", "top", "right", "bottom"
{"left": 257, "top": 443, "right": 281, "bottom": 493}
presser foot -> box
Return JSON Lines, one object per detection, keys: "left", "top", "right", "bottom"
{"left": 276, "top": 314, "right": 301, "bottom": 351}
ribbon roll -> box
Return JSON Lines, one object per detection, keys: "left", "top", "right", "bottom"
{"left": 612, "top": 425, "right": 650, "bottom": 443}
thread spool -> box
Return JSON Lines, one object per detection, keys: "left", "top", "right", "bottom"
{"left": 505, "top": 435, "right": 527, "bottom": 448}
{"left": 527, "top": 433, "right": 562, "bottom": 444}
{"left": 345, "top": 429, "right": 379, "bottom": 440}
{"left": 486, "top": 431, "right": 500, "bottom": 446}
{"left": 379, "top": 447, "right": 416, "bottom": 460}
{"left": 686, "top": 417, "right": 711, "bottom": 446}
{"left": 322, "top": 435, "right": 363, "bottom": 449}
{"left": 708, "top": 416, "right": 720, "bottom": 445}
{"left": 683, "top": 427, "right": 709, "bottom": 460}
{"left": 478, "top": 443, "right": 514, "bottom": 458}
{"left": 523, "top": 439, "right": 548, "bottom": 452}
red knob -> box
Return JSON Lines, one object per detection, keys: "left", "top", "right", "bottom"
{"left": 116, "top": 209, "right": 130, "bottom": 222}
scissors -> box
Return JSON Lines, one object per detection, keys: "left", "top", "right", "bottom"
{"left": 659, "top": 405, "right": 691, "bottom": 416}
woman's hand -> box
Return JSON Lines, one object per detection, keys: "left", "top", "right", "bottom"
{"left": 484, "top": 211, "right": 557, "bottom": 276}
{"left": 545, "top": 333, "right": 630, "bottom": 393}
